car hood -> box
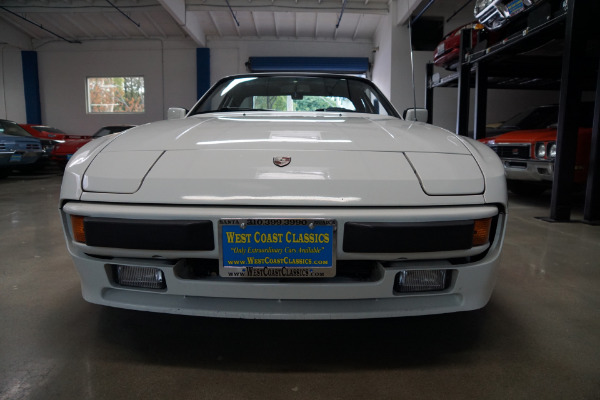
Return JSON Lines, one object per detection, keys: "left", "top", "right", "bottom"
{"left": 73, "top": 113, "right": 491, "bottom": 206}
{"left": 35, "top": 132, "right": 67, "bottom": 140}
{"left": 99, "top": 114, "right": 471, "bottom": 153}
{"left": 55, "top": 138, "right": 93, "bottom": 152}
{"left": 484, "top": 128, "right": 558, "bottom": 143}
{"left": 0, "top": 133, "right": 41, "bottom": 145}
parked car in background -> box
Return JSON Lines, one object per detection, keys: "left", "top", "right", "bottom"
{"left": 51, "top": 125, "right": 135, "bottom": 164}
{"left": 433, "top": 22, "right": 484, "bottom": 70}
{"left": 0, "top": 120, "right": 44, "bottom": 177}
{"left": 475, "top": 0, "right": 566, "bottom": 31}
{"left": 60, "top": 73, "right": 507, "bottom": 319}
{"left": 485, "top": 104, "right": 559, "bottom": 137}
{"left": 479, "top": 102, "right": 594, "bottom": 195}
{"left": 19, "top": 124, "right": 70, "bottom": 141}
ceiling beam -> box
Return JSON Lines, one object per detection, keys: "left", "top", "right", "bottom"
{"left": 207, "top": 10, "right": 222, "bottom": 36}
{"left": 105, "top": 12, "right": 133, "bottom": 37}
{"left": 186, "top": 0, "right": 388, "bottom": 15}
{"left": 250, "top": 11, "right": 260, "bottom": 36}
{"left": 84, "top": 14, "right": 114, "bottom": 38}
{"left": 63, "top": 13, "right": 97, "bottom": 38}
{"left": 397, "top": 0, "right": 427, "bottom": 25}
{"left": 352, "top": 13, "right": 362, "bottom": 40}
{"left": 144, "top": 11, "right": 168, "bottom": 38}
{"left": 157, "top": 0, "right": 206, "bottom": 46}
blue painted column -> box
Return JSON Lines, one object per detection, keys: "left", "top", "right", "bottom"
{"left": 21, "top": 51, "right": 42, "bottom": 124}
{"left": 197, "top": 48, "right": 210, "bottom": 100}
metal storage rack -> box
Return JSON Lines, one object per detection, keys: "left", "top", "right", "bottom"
{"left": 425, "top": 0, "right": 599, "bottom": 223}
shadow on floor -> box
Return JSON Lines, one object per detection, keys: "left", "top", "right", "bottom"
{"left": 77, "top": 297, "right": 521, "bottom": 373}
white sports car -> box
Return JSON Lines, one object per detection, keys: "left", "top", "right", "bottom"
{"left": 60, "top": 74, "right": 507, "bottom": 319}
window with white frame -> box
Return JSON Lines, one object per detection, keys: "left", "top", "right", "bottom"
{"left": 86, "top": 77, "right": 145, "bottom": 113}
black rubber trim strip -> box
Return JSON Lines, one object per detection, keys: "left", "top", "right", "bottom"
{"left": 84, "top": 218, "right": 214, "bottom": 251}
{"left": 343, "top": 220, "right": 474, "bottom": 253}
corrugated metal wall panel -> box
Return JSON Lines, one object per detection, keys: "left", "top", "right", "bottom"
{"left": 247, "top": 57, "right": 369, "bottom": 73}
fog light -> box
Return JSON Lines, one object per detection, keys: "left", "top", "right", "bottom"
{"left": 395, "top": 270, "right": 450, "bottom": 293}
{"left": 114, "top": 265, "right": 166, "bottom": 289}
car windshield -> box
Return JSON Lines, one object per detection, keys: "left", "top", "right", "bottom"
{"left": 500, "top": 106, "right": 559, "bottom": 130}
{"left": 0, "top": 120, "right": 34, "bottom": 138}
{"left": 500, "top": 103, "right": 594, "bottom": 130}
{"left": 189, "top": 75, "right": 398, "bottom": 117}
{"left": 93, "top": 126, "right": 132, "bottom": 138}
{"left": 33, "top": 126, "right": 65, "bottom": 134}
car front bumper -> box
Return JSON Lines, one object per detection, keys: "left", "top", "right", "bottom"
{"left": 0, "top": 151, "right": 15, "bottom": 167}
{"left": 502, "top": 158, "right": 554, "bottom": 182}
{"left": 61, "top": 202, "right": 507, "bottom": 319}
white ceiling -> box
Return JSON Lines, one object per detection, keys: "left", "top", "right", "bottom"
{"left": 0, "top": 0, "right": 399, "bottom": 47}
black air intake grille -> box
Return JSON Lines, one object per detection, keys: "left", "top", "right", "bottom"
{"left": 343, "top": 220, "right": 474, "bottom": 253}
{"left": 84, "top": 218, "right": 214, "bottom": 251}
{"left": 489, "top": 144, "right": 530, "bottom": 160}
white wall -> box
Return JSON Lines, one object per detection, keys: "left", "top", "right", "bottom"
{"left": 207, "top": 37, "right": 376, "bottom": 84}
{"left": 0, "top": 20, "right": 31, "bottom": 122}
{"left": 36, "top": 39, "right": 198, "bottom": 135}
{"left": 371, "top": 10, "right": 393, "bottom": 103}
{"left": 34, "top": 37, "right": 375, "bottom": 135}
{"left": 0, "top": 46, "right": 27, "bottom": 122}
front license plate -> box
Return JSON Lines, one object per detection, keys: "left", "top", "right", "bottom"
{"left": 9, "top": 154, "right": 22, "bottom": 163}
{"left": 506, "top": 0, "right": 524, "bottom": 16}
{"left": 219, "top": 219, "right": 336, "bottom": 278}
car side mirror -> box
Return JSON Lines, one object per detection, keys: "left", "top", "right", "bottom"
{"left": 403, "top": 108, "right": 428, "bottom": 122}
{"left": 168, "top": 107, "right": 188, "bottom": 120}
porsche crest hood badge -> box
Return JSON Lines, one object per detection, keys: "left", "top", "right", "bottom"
{"left": 273, "top": 156, "right": 292, "bottom": 167}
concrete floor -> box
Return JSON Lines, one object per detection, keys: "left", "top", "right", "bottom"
{"left": 1, "top": 171, "right": 599, "bottom": 400}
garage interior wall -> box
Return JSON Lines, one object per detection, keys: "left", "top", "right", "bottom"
{"left": 207, "top": 38, "right": 376, "bottom": 81}
{"left": 35, "top": 39, "right": 198, "bottom": 135}
{"left": 0, "top": 45, "right": 27, "bottom": 123}
{"left": 1, "top": 3, "right": 563, "bottom": 134}
{"left": 0, "top": 21, "right": 31, "bottom": 121}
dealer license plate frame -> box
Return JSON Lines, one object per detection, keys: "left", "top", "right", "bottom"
{"left": 219, "top": 218, "right": 337, "bottom": 278}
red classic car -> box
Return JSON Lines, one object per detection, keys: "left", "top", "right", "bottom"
{"left": 479, "top": 103, "right": 594, "bottom": 195}
{"left": 20, "top": 124, "right": 71, "bottom": 141}
{"left": 51, "top": 125, "right": 135, "bottom": 163}
{"left": 433, "top": 22, "right": 484, "bottom": 70}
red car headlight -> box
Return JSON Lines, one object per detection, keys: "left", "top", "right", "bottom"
{"left": 548, "top": 142, "right": 557, "bottom": 159}
{"left": 535, "top": 142, "right": 546, "bottom": 159}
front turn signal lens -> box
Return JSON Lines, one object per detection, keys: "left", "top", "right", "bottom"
{"left": 71, "top": 215, "right": 86, "bottom": 243}
{"left": 472, "top": 218, "right": 492, "bottom": 246}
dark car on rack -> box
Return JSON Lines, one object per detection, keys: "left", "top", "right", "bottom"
{"left": 433, "top": 22, "right": 485, "bottom": 70}
{"left": 474, "top": 0, "right": 567, "bottom": 31}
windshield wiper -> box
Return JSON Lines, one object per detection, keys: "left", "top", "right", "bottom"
{"left": 217, "top": 107, "right": 273, "bottom": 112}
